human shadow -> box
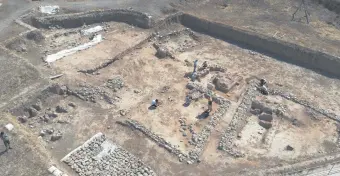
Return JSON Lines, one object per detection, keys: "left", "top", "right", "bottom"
{"left": 0, "top": 150, "right": 7, "bottom": 156}
{"left": 148, "top": 105, "right": 157, "bottom": 110}
{"left": 196, "top": 111, "right": 210, "bottom": 119}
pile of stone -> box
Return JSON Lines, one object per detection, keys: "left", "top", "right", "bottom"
{"left": 62, "top": 133, "right": 156, "bottom": 176}
{"left": 106, "top": 76, "right": 124, "bottom": 92}
{"left": 212, "top": 73, "right": 242, "bottom": 93}
{"left": 152, "top": 43, "right": 175, "bottom": 59}
{"left": 118, "top": 120, "right": 190, "bottom": 163}
{"left": 218, "top": 81, "right": 258, "bottom": 158}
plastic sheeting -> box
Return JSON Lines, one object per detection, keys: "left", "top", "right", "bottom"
{"left": 45, "top": 35, "right": 103, "bottom": 63}
{"left": 81, "top": 26, "right": 103, "bottom": 36}
{"left": 39, "top": 5, "right": 60, "bottom": 15}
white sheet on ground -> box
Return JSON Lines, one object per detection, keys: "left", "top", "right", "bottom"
{"left": 45, "top": 35, "right": 103, "bottom": 63}
{"left": 39, "top": 5, "right": 60, "bottom": 15}
{"left": 81, "top": 26, "right": 103, "bottom": 36}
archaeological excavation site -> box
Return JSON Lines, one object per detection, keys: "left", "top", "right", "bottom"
{"left": 1, "top": 0, "right": 340, "bottom": 176}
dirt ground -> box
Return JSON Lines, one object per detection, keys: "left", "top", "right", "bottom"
{"left": 0, "top": 0, "right": 340, "bottom": 176}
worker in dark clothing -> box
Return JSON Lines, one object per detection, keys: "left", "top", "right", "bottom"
{"left": 259, "top": 78, "right": 269, "bottom": 95}
{"left": 193, "top": 60, "right": 198, "bottom": 73}
{"left": 0, "top": 131, "right": 12, "bottom": 151}
{"left": 207, "top": 97, "right": 213, "bottom": 112}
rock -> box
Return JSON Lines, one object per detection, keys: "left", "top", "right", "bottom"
{"left": 18, "top": 116, "right": 28, "bottom": 123}
{"left": 258, "top": 113, "right": 273, "bottom": 122}
{"left": 156, "top": 47, "right": 168, "bottom": 58}
{"left": 119, "top": 109, "right": 127, "bottom": 116}
{"left": 56, "top": 105, "right": 68, "bottom": 113}
{"left": 250, "top": 108, "right": 261, "bottom": 115}
{"left": 286, "top": 145, "right": 294, "bottom": 151}
{"left": 188, "top": 90, "right": 202, "bottom": 101}
{"left": 292, "top": 119, "right": 299, "bottom": 126}
{"left": 134, "top": 89, "right": 141, "bottom": 94}
{"left": 68, "top": 102, "right": 76, "bottom": 108}
{"left": 51, "top": 132, "right": 62, "bottom": 141}
{"left": 207, "top": 83, "right": 214, "bottom": 90}
{"left": 262, "top": 106, "right": 273, "bottom": 115}
{"left": 182, "top": 132, "right": 187, "bottom": 137}
{"left": 39, "top": 130, "right": 46, "bottom": 137}
{"left": 28, "top": 107, "right": 38, "bottom": 117}
{"left": 48, "top": 112, "right": 58, "bottom": 118}
{"left": 251, "top": 100, "right": 264, "bottom": 110}
{"left": 46, "top": 129, "right": 54, "bottom": 134}
{"left": 32, "top": 100, "right": 42, "bottom": 111}
{"left": 259, "top": 120, "right": 272, "bottom": 129}
{"left": 49, "top": 84, "right": 68, "bottom": 95}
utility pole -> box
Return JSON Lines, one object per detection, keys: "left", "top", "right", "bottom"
{"left": 291, "top": 0, "right": 310, "bottom": 24}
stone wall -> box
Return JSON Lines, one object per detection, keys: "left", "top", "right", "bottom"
{"left": 180, "top": 13, "right": 340, "bottom": 77}
{"left": 218, "top": 81, "right": 258, "bottom": 157}
{"left": 32, "top": 9, "right": 154, "bottom": 29}
{"left": 61, "top": 133, "right": 156, "bottom": 176}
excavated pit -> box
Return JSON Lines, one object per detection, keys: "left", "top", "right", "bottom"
{"left": 5, "top": 7, "right": 340, "bottom": 176}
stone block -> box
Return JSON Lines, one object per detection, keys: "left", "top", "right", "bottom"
{"left": 259, "top": 120, "right": 272, "bottom": 129}
{"left": 259, "top": 113, "right": 273, "bottom": 122}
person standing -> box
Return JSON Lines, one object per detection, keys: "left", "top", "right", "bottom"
{"left": 207, "top": 97, "right": 213, "bottom": 112}
{"left": 193, "top": 60, "right": 198, "bottom": 73}
{"left": 0, "top": 131, "right": 12, "bottom": 151}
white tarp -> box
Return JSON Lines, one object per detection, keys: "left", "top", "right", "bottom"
{"left": 0, "top": 3, "right": 3, "bottom": 7}
{"left": 5, "top": 123, "right": 14, "bottom": 131}
{"left": 45, "top": 35, "right": 103, "bottom": 63}
{"left": 39, "top": 5, "right": 60, "bottom": 15}
{"left": 81, "top": 26, "right": 103, "bottom": 36}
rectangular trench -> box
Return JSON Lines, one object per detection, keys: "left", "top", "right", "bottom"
{"left": 180, "top": 13, "right": 340, "bottom": 78}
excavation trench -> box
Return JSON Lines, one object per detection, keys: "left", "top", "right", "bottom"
{"left": 32, "top": 10, "right": 340, "bottom": 77}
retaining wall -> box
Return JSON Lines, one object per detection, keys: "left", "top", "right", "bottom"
{"left": 180, "top": 14, "right": 340, "bottom": 77}
{"left": 32, "top": 9, "right": 154, "bottom": 29}
{"left": 316, "top": 0, "right": 340, "bottom": 13}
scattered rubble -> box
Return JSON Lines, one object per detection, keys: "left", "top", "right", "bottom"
{"left": 51, "top": 131, "right": 62, "bottom": 141}
{"left": 106, "top": 76, "right": 124, "bottom": 92}
{"left": 56, "top": 105, "right": 68, "bottom": 113}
